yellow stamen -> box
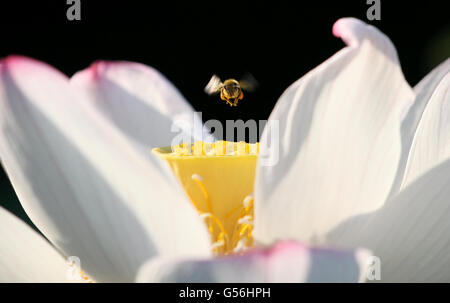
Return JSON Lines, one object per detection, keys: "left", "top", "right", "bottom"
{"left": 191, "top": 174, "right": 213, "bottom": 213}
{"left": 153, "top": 141, "right": 258, "bottom": 255}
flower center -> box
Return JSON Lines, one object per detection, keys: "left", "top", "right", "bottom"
{"left": 153, "top": 141, "right": 258, "bottom": 255}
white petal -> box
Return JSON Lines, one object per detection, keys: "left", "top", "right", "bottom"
{"left": 389, "top": 59, "right": 450, "bottom": 196}
{"left": 328, "top": 159, "right": 450, "bottom": 282}
{"left": 71, "top": 61, "right": 213, "bottom": 149}
{"left": 0, "top": 207, "right": 77, "bottom": 282}
{"left": 254, "top": 18, "right": 414, "bottom": 245}
{"left": 0, "top": 56, "right": 211, "bottom": 282}
{"left": 399, "top": 61, "right": 450, "bottom": 189}
{"left": 136, "top": 241, "right": 371, "bottom": 283}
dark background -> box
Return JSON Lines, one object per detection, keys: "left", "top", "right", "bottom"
{"left": 0, "top": 1, "right": 449, "bottom": 228}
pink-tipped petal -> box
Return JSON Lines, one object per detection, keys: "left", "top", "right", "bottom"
{"left": 255, "top": 18, "right": 414, "bottom": 245}
{"left": 71, "top": 61, "right": 213, "bottom": 151}
{"left": 332, "top": 18, "right": 366, "bottom": 47}
{"left": 0, "top": 56, "right": 211, "bottom": 282}
{"left": 136, "top": 241, "right": 371, "bottom": 283}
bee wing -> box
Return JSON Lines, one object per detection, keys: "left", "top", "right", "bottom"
{"left": 239, "top": 73, "right": 258, "bottom": 92}
{"left": 204, "top": 74, "right": 223, "bottom": 95}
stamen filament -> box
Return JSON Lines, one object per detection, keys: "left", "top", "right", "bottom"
{"left": 191, "top": 176, "right": 255, "bottom": 254}
{"left": 192, "top": 174, "right": 213, "bottom": 213}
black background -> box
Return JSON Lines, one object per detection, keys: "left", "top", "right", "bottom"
{"left": 0, "top": 1, "right": 449, "bottom": 226}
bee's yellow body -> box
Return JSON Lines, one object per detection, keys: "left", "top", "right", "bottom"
{"left": 219, "top": 79, "right": 244, "bottom": 107}
{"left": 204, "top": 74, "right": 256, "bottom": 107}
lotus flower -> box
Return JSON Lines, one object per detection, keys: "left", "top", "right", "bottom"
{"left": 0, "top": 18, "right": 448, "bottom": 283}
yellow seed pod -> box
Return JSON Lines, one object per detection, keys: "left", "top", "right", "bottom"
{"left": 153, "top": 141, "right": 258, "bottom": 254}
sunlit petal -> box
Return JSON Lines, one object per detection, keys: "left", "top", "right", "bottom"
{"left": 0, "top": 56, "right": 211, "bottom": 282}
{"left": 399, "top": 60, "right": 450, "bottom": 189}
{"left": 328, "top": 159, "right": 450, "bottom": 282}
{"left": 254, "top": 18, "right": 414, "bottom": 245}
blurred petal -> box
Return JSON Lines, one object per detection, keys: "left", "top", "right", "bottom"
{"left": 254, "top": 18, "right": 414, "bottom": 245}
{"left": 71, "top": 61, "right": 213, "bottom": 150}
{"left": 0, "top": 56, "right": 211, "bottom": 282}
{"left": 136, "top": 241, "right": 371, "bottom": 283}
{"left": 399, "top": 61, "right": 450, "bottom": 189}
{"left": 0, "top": 207, "right": 75, "bottom": 282}
{"left": 329, "top": 159, "right": 450, "bottom": 282}
{"left": 389, "top": 59, "right": 450, "bottom": 196}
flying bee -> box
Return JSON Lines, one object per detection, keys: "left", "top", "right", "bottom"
{"left": 204, "top": 74, "right": 257, "bottom": 107}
